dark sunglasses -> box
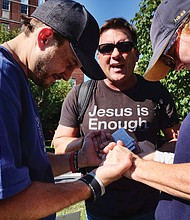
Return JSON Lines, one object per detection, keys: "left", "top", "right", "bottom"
{"left": 161, "top": 16, "right": 190, "bottom": 69}
{"left": 161, "top": 54, "right": 176, "bottom": 69}
{"left": 161, "top": 31, "right": 179, "bottom": 69}
{"left": 98, "top": 41, "right": 135, "bottom": 55}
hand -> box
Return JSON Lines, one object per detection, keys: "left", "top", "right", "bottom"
{"left": 95, "top": 141, "right": 133, "bottom": 186}
{"left": 133, "top": 141, "right": 142, "bottom": 154}
{"left": 93, "top": 130, "right": 113, "bottom": 158}
{"left": 137, "top": 140, "right": 156, "bottom": 160}
{"left": 78, "top": 130, "right": 108, "bottom": 168}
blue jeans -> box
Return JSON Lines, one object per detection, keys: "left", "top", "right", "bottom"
{"left": 86, "top": 210, "right": 155, "bottom": 220}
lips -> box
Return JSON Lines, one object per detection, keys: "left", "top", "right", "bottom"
{"left": 110, "top": 63, "right": 124, "bottom": 69}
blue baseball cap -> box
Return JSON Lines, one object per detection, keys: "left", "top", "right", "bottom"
{"left": 31, "top": 0, "right": 106, "bottom": 80}
{"left": 144, "top": 0, "right": 190, "bottom": 81}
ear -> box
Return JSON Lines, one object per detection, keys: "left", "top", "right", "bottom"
{"left": 134, "top": 48, "right": 140, "bottom": 62}
{"left": 37, "top": 27, "right": 54, "bottom": 49}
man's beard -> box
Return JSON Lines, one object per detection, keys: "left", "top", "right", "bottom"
{"left": 32, "top": 49, "right": 57, "bottom": 88}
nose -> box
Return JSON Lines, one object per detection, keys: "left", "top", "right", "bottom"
{"left": 59, "top": 68, "right": 74, "bottom": 81}
{"left": 111, "top": 47, "right": 121, "bottom": 58}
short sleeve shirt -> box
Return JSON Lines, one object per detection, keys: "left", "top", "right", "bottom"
{"left": 0, "top": 47, "right": 55, "bottom": 220}
{"left": 60, "top": 75, "right": 179, "bottom": 144}
{"left": 155, "top": 112, "right": 190, "bottom": 220}
{"left": 59, "top": 75, "right": 179, "bottom": 218}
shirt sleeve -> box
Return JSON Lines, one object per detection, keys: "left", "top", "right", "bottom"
{"left": 0, "top": 91, "right": 31, "bottom": 199}
{"left": 59, "top": 85, "right": 80, "bottom": 128}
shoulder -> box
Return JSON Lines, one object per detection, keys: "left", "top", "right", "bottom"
{"left": 78, "top": 79, "right": 98, "bottom": 95}
{"left": 0, "top": 47, "right": 27, "bottom": 92}
{"left": 64, "top": 80, "right": 96, "bottom": 103}
{"left": 134, "top": 74, "right": 174, "bottom": 105}
{"left": 137, "top": 74, "right": 169, "bottom": 93}
{"left": 137, "top": 74, "right": 163, "bottom": 87}
{"left": 78, "top": 79, "right": 97, "bottom": 88}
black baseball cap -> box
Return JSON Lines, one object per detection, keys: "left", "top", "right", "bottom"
{"left": 144, "top": 0, "right": 190, "bottom": 81}
{"left": 31, "top": 0, "right": 106, "bottom": 80}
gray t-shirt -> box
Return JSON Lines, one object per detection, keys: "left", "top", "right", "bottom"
{"left": 59, "top": 74, "right": 179, "bottom": 219}
{"left": 60, "top": 74, "right": 178, "bottom": 144}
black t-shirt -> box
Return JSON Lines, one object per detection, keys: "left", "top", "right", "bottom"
{"left": 59, "top": 74, "right": 179, "bottom": 218}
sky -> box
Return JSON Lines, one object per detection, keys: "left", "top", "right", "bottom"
{"left": 76, "top": 0, "right": 142, "bottom": 81}
{"left": 77, "top": 0, "right": 141, "bottom": 26}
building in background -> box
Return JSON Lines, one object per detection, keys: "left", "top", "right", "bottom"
{"left": 0, "top": 0, "right": 84, "bottom": 84}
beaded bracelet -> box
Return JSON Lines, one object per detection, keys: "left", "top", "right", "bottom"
{"left": 79, "top": 172, "right": 105, "bottom": 201}
{"left": 73, "top": 150, "right": 79, "bottom": 172}
{"left": 69, "top": 150, "right": 86, "bottom": 173}
{"left": 69, "top": 151, "right": 76, "bottom": 173}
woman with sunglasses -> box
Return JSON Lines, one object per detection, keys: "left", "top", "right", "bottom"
{"left": 53, "top": 17, "right": 180, "bottom": 220}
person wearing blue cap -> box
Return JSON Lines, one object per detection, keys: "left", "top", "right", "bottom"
{"left": 123, "top": 0, "right": 190, "bottom": 219}
{"left": 0, "top": 0, "right": 133, "bottom": 219}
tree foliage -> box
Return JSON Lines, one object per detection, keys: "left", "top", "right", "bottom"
{"left": 132, "top": 0, "right": 190, "bottom": 121}
{"left": 30, "top": 80, "right": 72, "bottom": 139}
{"left": 0, "top": 25, "right": 19, "bottom": 43}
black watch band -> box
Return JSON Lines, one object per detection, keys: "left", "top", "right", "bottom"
{"left": 79, "top": 172, "right": 105, "bottom": 201}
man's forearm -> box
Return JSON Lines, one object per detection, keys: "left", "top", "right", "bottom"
{"left": 0, "top": 144, "right": 134, "bottom": 220}
{"left": 48, "top": 152, "right": 71, "bottom": 176}
{"left": 53, "top": 137, "right": 83, "bottom": 154}
{"left": 0, "top": 181, "right": 91, "bottom": 220}
{"left": 129, "top": 158, "right": 190, "bottom": 200}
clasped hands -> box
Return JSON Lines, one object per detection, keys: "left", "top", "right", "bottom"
{"left": 78, "top": 130, "right": 155, "bottom": 185}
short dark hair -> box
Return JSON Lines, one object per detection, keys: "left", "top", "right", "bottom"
{"left": 20, "top": 14, "right": 65, "bottom": 46}
{"left": 100, "top": 17, "right": 137, "bottom": 46}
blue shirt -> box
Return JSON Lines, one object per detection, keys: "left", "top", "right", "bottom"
{"left": 0, "top": 46, "right": 55, "bottom": 219}
{"left": 155, "top": 113, "right": 190, "bottom": 220}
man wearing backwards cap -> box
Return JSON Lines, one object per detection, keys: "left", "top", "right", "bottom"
{"left": 0, "top": 0, "right": 132, "bottom": 219}
{"left": 123, "top": 0, "right": 190, "bottom": 219}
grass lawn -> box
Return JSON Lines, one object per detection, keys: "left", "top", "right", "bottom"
{"left": 57, "top": 201, "right": 86, "bottom": 219}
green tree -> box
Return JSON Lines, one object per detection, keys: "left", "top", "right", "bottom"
{"left": 30, "top": 80, "right": 72, "bottom": 140}
{"left": 132, "top": 0, "right": 190, "bottom": 121}
{"left": 0, "top": 25, "right": 19, "bottom": 43}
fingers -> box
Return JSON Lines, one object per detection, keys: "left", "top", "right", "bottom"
{"left": 105, "top": 132, "right": 114, "bottom": 141}
{"left": 100, "top": 140, "right": 126, "bottom": 158}
{"left": 95, "top": 145, "right": 133, "bottom": 186}
{"left": 99, "top": 140, "right": 112, "bottom": 150}
{"left": 116, "top": 140, "right": 125, "bottom": 146}
{"left": 86, "top": 130, "right": 114, "bottom": 154}
{"left": 133, "top": 141, "right": 142, "bottom": 154}
{"left": 102, "top": 142, "right": 116, "bottom": 154}
{"left": 85, "top": 130, "right": 101, "bottom": 139}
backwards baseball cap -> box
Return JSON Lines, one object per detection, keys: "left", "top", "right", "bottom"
{"left": 31, "top": 0, "right": 106, "bottom": 80}
{"left": 144, "top": 0, "right": 190, "bottom": 81}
